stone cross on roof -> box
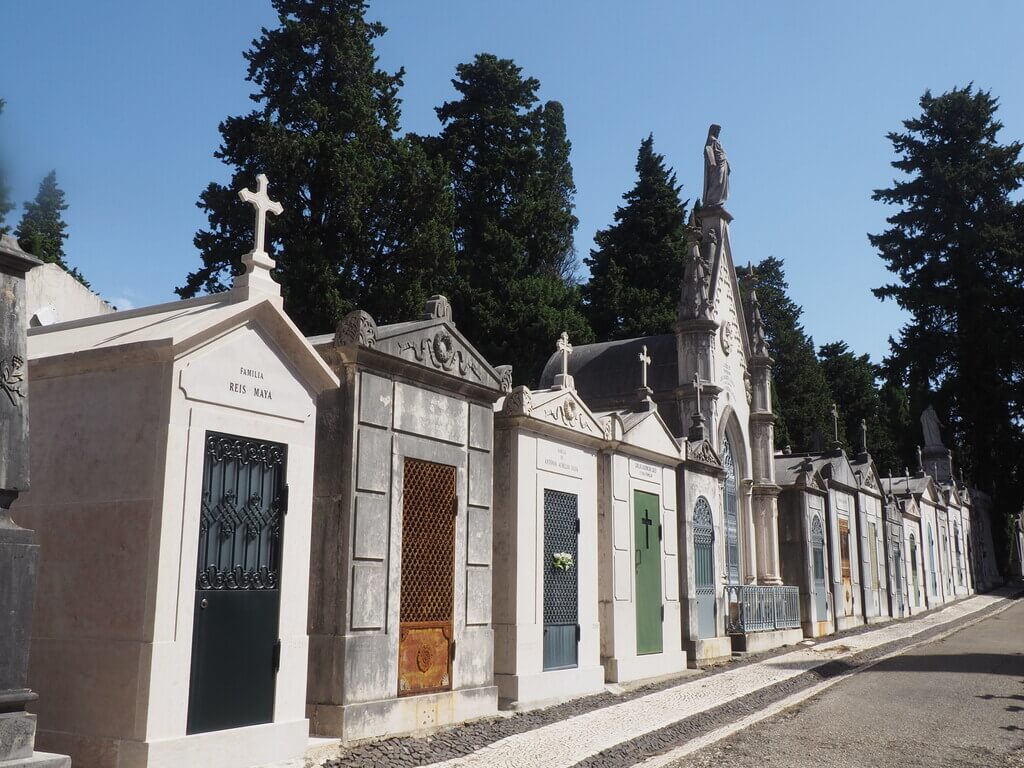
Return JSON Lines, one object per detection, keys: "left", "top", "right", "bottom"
{"left": 235, "top": 174, "right": 284, "bottom": 299}
{"left": 831, "top": 403, "right": 840, "bottom": 443}
{"left": 552, "top": 331, "right": 575, "bottom": 390}
{"left": 638, "top": 345, "right": 651, "bottom": 389}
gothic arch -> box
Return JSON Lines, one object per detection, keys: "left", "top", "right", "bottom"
{"left": 716, "top": 405, "right": 750, "bottom": 482}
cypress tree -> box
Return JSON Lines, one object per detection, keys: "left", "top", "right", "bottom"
{"left": 16, "top": 170, "right": 88, "bottom": 285}
{"left": 870, "top": 85, "right": 1024, "bottom": 555}
{"left": 428, "top": 53, "right": 591, "bottom": 385}
{"left": 177, "top": 0, "right": 456, "bottom": 334}
{"left": 583, "top": 135, "right": 688, "bottom": 340}
{"left": 737, "top": 257, "right": 832, "bottom": 451}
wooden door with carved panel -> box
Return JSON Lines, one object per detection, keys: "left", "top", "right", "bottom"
{"left": 839, "top": 518, "right": 853, "bottom": 616}
{"left": 398, "top": 458, "right": 457, "bottom": 697}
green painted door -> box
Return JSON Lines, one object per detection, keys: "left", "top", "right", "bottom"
{"left": 634, "top": 490, "right": 663, "bottom": 655}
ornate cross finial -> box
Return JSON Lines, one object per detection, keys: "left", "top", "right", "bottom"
{"left": 639, "top": 345, "right": 652, "bottom": 389}
{"left": 916, "top": 444, "right": 924, "bottom": 474}
{"left": 557, "top": 331, "right": 573, "bottom": 377}
{"left": 239, "top": 174, "right": 283, "bottom": 257}
{"left": 859, "top": 418, "right": 868, "bottom": 455}
{"left": 831, "top": 403, "right": 840, "bottom": 443}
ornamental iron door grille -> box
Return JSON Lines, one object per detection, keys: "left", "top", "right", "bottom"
{"left": 693, "top": 497, "right": 716, "bottom": 639}
{"left": 187, "top": 432, "right": 287, "bottom": 735}
{"left": 838, "top": 518, "right": 853, "bottom": 616}
{"left": 543, "top": 489, "right": 579, "bottom": 671}
{"left": 954, "top": 523, "right": 963, "bottom": 585}
{"left": 634, "top": 490, "right": 663, "bottom": 655}
{"left": 398, "top": 458, "right": 457, "bottom": 697}
{"left": 811, "top": 515, "right": 828, "bottom": 619}
{"left": 892, "top": 543, "right": 904, "bottom": 616}
{"left": 928, "top": 523, "right": 937, "bottom": 596}
{"left": 723, "top": 439, "right": 740, "bottom": 585}
{"left": 910, "top": 534, "right": 921, "bottom": 606}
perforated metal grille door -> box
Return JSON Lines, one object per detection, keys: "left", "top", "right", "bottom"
{"left": 543, "top": 489, "right": 579, "bottom": 670}
{"left": 398, "top": 458, "right": 457, "bottom": 697}
{"left": 400, "top": 459, "right": 456, "bottom": 624}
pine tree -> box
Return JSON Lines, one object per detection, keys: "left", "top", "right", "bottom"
{"left": 818, "top": 341, "right": 904, "bottom": 473}
{"left": 583, "top": 135, "right": 688, "bottom": 340}
{"left": 737, "top": 257, "right": 832, "bottom": 451}
{"left": 177, "top": 0, "right": 456, "bottom": 334}
{"left": 870, "top": 85, "right": 1024, "bottom": 553}
{"left": 428, "top": 53, "right": 591, "bottom": 385}
{"left": 15, "top": 170, "right": 88, "bottom": 285}
{"left": 0, "top": 100, "right": 14, "bottom": 234}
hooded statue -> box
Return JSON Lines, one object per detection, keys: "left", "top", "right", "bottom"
{"left": 703, "top": 124, "right": 730, "bottom": 207}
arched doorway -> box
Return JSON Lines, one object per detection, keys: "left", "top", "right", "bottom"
{"left": 693, "top": 497, "right": 716, "bottom": 639}
{"left": 810, "top": 515, "right": 827, "bottom": 619}
{"left": 722, "top": 438, "right": 740, "bottom": 585}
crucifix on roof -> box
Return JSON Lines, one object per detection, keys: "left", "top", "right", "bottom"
{"left": 235, "top": 174, "right": 284, "bottom": 298}
{"left": 639, "top": 345, "right": 651, "bottom": 389}
{"left": 553, "top": 331, "right": 575, "bottom": 390}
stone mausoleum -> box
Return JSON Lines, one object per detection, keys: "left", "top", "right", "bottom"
{"left": 491, "top": 335, "right": 607, "bottom": 707}
{"left": 17, "top": 177, "right": 338, "bottom": 768}
{"left": 306, "top": 295, "right": 505, "bottom": 741}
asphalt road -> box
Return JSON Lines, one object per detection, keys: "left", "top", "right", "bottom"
{"left": 670, "top": 598, "right": 1024, "bottom": 768}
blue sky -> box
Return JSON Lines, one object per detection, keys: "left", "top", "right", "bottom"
{"left": 3, "top": 1, "right": 1022, "bottom": 362}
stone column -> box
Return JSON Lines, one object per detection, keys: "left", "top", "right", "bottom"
{"left": 746, "top": 287, "right": 783, "bottom": 585}
{"left": 0, "top": 236, "right": 69, "bottom": 767}
{"left": 741, "top": 479, "right": 757, "bottom": 584}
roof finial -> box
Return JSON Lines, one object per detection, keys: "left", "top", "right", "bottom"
{"left": 553, "top": 331, "right": 575, "bottom": 390}
{"left": 235, "top": 173, "right": 284, "bottom": 298}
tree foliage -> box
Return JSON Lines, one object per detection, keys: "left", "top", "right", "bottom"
{"left": 818, "top": 341, "right": 907, "bottom": 474}
{"left": 16, "top": 170, "right": 88, "bottom": 285}
{"left": 427, "top": 53, "right": 591, "bottom": 384}
{"left": 738, "top": 257, "right": 832, "bottom": 451}
{"left": 870, "top": 85, "right": 1024, "bottom": 555}
{"left": 178, "top": 0, "right": 456, "bottom": 334}
{"left": 583, "top": 135, "right": 688, "bottom": 340}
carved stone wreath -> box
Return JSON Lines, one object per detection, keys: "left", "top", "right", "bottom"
{"left": 1, "top": 354, "right": 26, "bottom": 407}
{"left": 398, "top": 332, "right": 483, "bottom": 381}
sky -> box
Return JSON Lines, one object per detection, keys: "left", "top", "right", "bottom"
{"left": 3, "top": 1, "right": 1023, "bottom": 362}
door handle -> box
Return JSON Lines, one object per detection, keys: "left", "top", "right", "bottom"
{"left": 200, "top": 598, "right": 209, "bottom": 609}
{"left": 636, "top": 548, "right": 641, "bottom": 567}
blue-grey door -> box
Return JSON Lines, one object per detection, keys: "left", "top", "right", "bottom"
{"left": 694, "top": 497, "right": 716, "bottom": 639}
{"left": 892, "top": 542, "right": 904, "bottom": 616}
{"left": 811, "top": 515, "right": 827, "bottom": 619}
{"left": 187, "top": 432, "right": 286, "bottom": 735}
{"left": 723, "top": 438, "right": 740, "bottom": 585}
{"left": 543, "top": 489, "right": 579, "bottom": 671}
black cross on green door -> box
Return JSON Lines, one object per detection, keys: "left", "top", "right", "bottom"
{"left": 633, "top": 490, "right": 663, "bottom": 654}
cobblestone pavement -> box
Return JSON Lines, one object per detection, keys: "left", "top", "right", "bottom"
{"left": 320, "top": 591, "right": 1015, "bottom": 768}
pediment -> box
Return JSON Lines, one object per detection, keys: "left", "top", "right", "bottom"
{"left": 179, "top": 323, "right": 316, "bottom": 422}
{"left": 347, "top": 313, "right": 502, "bottom": 391}
{"left": 822, "top": 453, "right": 858, "bottom": 489}
{"left": 686, "top": 438, "right": 722, "bottom": 470}
{"left": 499, "top": 386, "right": 605, "bottom": 438}
{"left": 854, "top": 460, "right": 882, "bottom": 494}
{"left": 613, "top": 409, "right": 681, "bottom": 461}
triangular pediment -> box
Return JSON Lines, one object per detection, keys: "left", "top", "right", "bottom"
{"left": 605, "top": 408, "right": 681, "bottom": 461}
{"left": 852, "top": 457, "right": 883, "bottom": 495}
{"left": 821, "top": 452, "right": 858, "bottom": 489}
{"left": 498, "top": 386, "right": 605, "bottom": 439}
{"left": 371, "top": 317, "right": 502, "bottom": 391}
{"left": 686, "top": 438, "right": 722, "bottom": 469}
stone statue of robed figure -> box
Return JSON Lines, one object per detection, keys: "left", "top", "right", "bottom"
{"left": 703, "top": 123, "right": 730, "bottom": 208}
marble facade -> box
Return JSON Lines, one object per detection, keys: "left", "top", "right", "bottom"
{"left": 306, "top": 295, "right": 505, "bottom": 742}
{"left": 17, "top": 185, "right": 338, "bottom": 768}
{"left": 491, "top": 373, "right": 606, "bottom": 707}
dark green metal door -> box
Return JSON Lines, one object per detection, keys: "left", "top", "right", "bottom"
{"left": 634, "top": 490, "right": 663, "bottom": 655}
{"left": 543, "top": 489, "right": 579, "bottom": 670}
{"left": 693, "top": 497, "right": 716, "bottom": 639}
{"left": 187, "top": 433, "right": 287, "bottom": 734}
